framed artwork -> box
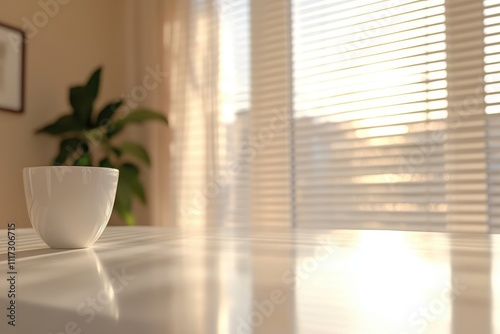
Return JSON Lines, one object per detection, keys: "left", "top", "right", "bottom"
{"left": 0, "top": 22, "right": 25, "bottom": 113}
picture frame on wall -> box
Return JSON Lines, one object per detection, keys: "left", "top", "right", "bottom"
{"left": 0, "top": 22, "right": 25, "bottom": 113}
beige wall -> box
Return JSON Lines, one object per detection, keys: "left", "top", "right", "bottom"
{"left": 0, "top": 0, "right": 129, "bottom": 228}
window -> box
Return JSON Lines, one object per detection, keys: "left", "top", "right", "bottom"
{"left": 171, "top": 0, "right": 500, "bottom": 232}
{"left": 292, "top": 0, "right": 448, "bottom": 230}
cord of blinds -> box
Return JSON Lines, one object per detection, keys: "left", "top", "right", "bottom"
{"left": 170, "top": 0, "right": 500, "bottom": 232}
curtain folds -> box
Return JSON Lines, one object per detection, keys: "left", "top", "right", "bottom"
{"left": 166, "top": 0, "right": 221, "bottom": 226}
{"left": 123, "top": 0, "right": 170, "bottom": 226}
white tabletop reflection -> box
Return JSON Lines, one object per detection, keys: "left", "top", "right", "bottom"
{"left": 0, "top": 226, "right": 498, "bottom": 334}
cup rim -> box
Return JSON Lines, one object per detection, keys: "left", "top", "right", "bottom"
{"left": 23, "top": 166, "right": 119, "bottom": 173}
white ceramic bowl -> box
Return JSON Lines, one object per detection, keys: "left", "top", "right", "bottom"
{"left": 23, "top": 166, "right": 119, "bottom": 248}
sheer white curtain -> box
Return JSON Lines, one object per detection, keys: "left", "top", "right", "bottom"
{"left": 122, "top": 0, "right": 233, "bottom": 227}
{"left": 120, "top": 0, "right": 170, "bottom": 226}
{"left": 166, "top": 0, "right": 294, "bottom": 228}
{"left": 165, "top": 0, "right": 254, "bottom": 227}
{"left": 167, "top": 0, "right": 217, "bottom": 227}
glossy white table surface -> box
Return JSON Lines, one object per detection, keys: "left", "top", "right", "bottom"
{"left": 1, "top": 226, "right": 499, "bottom": 334}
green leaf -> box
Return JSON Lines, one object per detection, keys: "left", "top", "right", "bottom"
{"left": 119, "top": 142, "right": 150, "bottom": 165}
{"left": 96, "top": 100, "right": 122, "bottom": 127}
{"left": 36, "top": 115, "right": 84, "bottom": 135}
{"left": 115, "top": 206, "right": 136, "bottom": 226}
{"left": 113, "top": 164, "right": 140, "bottom": 225}
{"left": 109, "top": 109, "right": 167, "bottom": 137}
{"left": 114, "top": 185, "right": 135, "bottom": 225}
{"left": 120, "top": 210, "right": 136, "bottom": 226}
{"left": 119, "top": 163, "right": 146, "bottom": 203}
{"left": 83, "top": 127, "right": 106, "bottom": 145}
{"left": 115, "top": 175, "right": 132, "bottom": 210}
{"left": 111, "top": 147, "right": 122, "bottom": 157}
{"left": 99, "top": 158, "right": 114, "bottom": 168}
{"left": 69, "top": 67, "right": 102, "bottom": 127}
{"left": 70, "top": 86, "right": 93, "bottom": 126}
{"left": 53, "top": 138, "right": 86, "bottom": 165}
{"left": 74, "top": 152, "right": 92, "bottom": 166}
{"left": 86, "top": 67, "right": 101, "bottom": 103}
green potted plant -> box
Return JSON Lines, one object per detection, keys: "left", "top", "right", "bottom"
{"left": 36, "top": 67, "right": 167, "bottom": 225}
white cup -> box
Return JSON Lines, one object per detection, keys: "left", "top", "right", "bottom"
{"left": 23, "top": 166, "right": 119, "bottom": 248}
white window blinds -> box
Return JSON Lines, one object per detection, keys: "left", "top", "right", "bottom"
{"left": 171, "top": 0, "right": 500, "bottom": 232}
{"left": 292, "top": 0, "right": 450, "bottom": 230}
